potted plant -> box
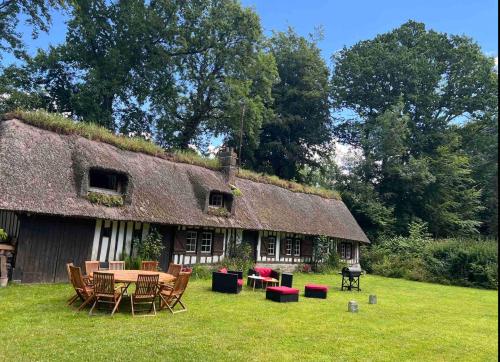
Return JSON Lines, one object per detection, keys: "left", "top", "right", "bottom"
{"left": 0, "top": 228, "right": 8, "bottom": 287}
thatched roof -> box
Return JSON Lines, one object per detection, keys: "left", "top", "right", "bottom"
{"left": 0, "top": 118, "right": 369, "bottom": 243}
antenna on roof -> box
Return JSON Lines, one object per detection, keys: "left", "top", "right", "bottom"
{"left": 237, "top": 101, "right": 246, "bottom": 174}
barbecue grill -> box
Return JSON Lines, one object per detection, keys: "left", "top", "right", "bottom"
{"left": 341, "top": 265, "right": 362, "bottom": 291}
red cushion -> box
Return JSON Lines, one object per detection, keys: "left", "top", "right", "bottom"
{"left": 219, "top": 268, "right": 228, "bottom": 274}
{"left": 254, "top": 267, "right": 272, "bottom": 278}
{"left": 267, "top": 286, "right": 299, "bottom": 295}
{"left": 237, "top": 279, "right": 243, "bottom": 286}
{"left": 305, "top": 284, "right": 328, "bottom": 292}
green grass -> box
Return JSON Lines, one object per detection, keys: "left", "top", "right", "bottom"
{"left": 0, "top": 274, "right": 497, "bottom": 361}
{"left": 3, "top": 109, "right": 339, "bottom": 199}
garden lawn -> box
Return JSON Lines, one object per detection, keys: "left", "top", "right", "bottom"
{"left": 0, "top": 274, "right": 497, "bottom": 362}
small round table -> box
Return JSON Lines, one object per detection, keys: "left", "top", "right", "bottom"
{"left": 247, "top": 275, "right": 279, "bottom": 291}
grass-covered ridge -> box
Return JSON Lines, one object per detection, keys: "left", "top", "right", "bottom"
{"left": 2, "top": 110, "right": 339, "bottom": 199}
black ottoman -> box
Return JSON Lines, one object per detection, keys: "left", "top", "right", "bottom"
{"left": 266, "top": 286, "right": 299, "bottom": 303}
{"left": 304, "top": 284, "right": 328, "bottom": 299}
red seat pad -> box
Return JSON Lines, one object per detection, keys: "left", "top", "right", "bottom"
{"left": 305, "top": 284, "right": 328, "bottom": 292}
{"left": 237, "top": 279, "right": 244, "bottom": 286}
{"left": 219, "top": 268, "right": 228, "bottom": 274}
{"left": 267, "top": 286, "right": 299, "bottom": 295}
{"left": 254, "top": 267, "right": 272, "bottom": 278}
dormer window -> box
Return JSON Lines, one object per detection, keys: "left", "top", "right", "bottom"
{"left": 89, "top": 169, "right": 126, "bottom": 195}
{"left": 209, "top": 192, "right": 224, "bottom": 208}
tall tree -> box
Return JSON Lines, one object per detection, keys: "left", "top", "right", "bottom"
{"left": 331, "top": 21, "right": 497, "bottom": 237}
{"left": 0, "top": 0, "right": 65, "bottom": 60}
{"left": 459, "top": 108, "right": 499, "bottom": 237}
{"left": 151, "top": 0, "right": 277, "bottom": 150}
{"left": 245, "top": 28, "right": 331, "bottom": 180}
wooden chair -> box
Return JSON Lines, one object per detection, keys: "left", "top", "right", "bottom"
{"left": 85, "top": 260, "right": 100, "bottom": 276}
{"left": 66, "top": 263, "right": 79, "bottom": 305}
{"left": 89, "top": 272, "right": 125, "bottom": 316}
{"left": 69, "top": 265, "right": 95, "bottom": 311}
{"left": 140, "top": 261, "right": 159, "bottom": 271}
{"left": 131, "top": 274, "right": 160, "bottom": 317}
{"left": 159, "top": 271, "right": 191, "bottom": 314}
{"left": 108, "top": 261, "right": 125, "bottom": 270}
{"left": 167, "top": 263, "right": 182, "bottom": 278}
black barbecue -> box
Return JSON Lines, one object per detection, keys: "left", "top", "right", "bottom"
{"left": 341, "top": 265, "right": 362, "bottom": 291}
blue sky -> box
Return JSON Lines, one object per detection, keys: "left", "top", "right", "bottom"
{"left": 3, "top": 0, "right": 498, "bottom": 66}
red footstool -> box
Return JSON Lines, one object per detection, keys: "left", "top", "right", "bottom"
{"left": 266, "top": 286, "right": 299, "bottom": 303}
{"left": 305, "top": 284, "right": 328, "bottom": 299}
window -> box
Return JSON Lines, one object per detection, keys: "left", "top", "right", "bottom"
{"left": 89, "top": 169, "right": 125, "bottom": 194}
{"left": 293, "top": 240, "right": 301, "bottom": 256}
{"left": 186, "top": 231, "right": 197, "bottom": 253}
{"left": 209, "top": 192, "right": 224, "bottom": 207}
{"left": 267, "top": 237, "right": 276, "bottom": 256}
{"left": 201, "top": 232, "right": 212, "bottom": 253}
{"left": 340, "top": 242, "right": 352, "bottom": 260}
{"left": 285, "top": 239, "right": 292, "bottom": 256}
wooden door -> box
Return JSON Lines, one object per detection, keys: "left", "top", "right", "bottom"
{"left": 14, "top": 215, "right": 94, "bottom": 283}
{"left": 242, "top": 230, "right": 259, "bottom": 261}
{"left": 155, "top": 225, "right": 175, "bottom": 271}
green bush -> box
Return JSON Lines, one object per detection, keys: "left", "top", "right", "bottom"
{"left": 189, "top": 264, "right": 214, "bottom": 280}
{"left": 361, "top": 222, "right": 498, "bottom": 289}
{"left": 215, "top": 242, "right": 254, "bottom": 275}
{"left": 311, "top": 235, "right": 346, "bottom": 273}
{"left": 133, "top": 229, "right": 165, "bottom": 262}
{"left": 0, "top": 228, "right": 7, "bottom": 241}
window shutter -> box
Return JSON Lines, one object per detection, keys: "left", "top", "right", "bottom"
{"left": 260, "top": 236, "right": 268, "bottom": 256}
{"left": 280, "top": 237, "right": 287, "bottom": 256}
{"left": 173, "top": 230, "right": 187, "bottom": 253}
{"left": 213, "top": 233, "right": 224, "bottom": 256}
{"left": 301, "top": 239, "right": 313, "bottom": 257}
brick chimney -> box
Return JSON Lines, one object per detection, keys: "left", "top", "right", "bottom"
{"left": 218, "top": 147, "right": 237, "bottom": 184}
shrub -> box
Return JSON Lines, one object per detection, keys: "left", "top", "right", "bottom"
{"left": 189, "top": 264, "right": 214, "bottom": 280}
{"left": 215, "top": 242, "right": 254, "bottom": 275}
{"left": 0, "top": 228, "right": 7, "bottom": 241}
{"left": 124, "top": 254, "right": 142, "bottom": 270}
{"left": 361, "top": 222, "right": 498, "bottom": 289}
{"left": 133, "top": 229, "right": 165, "bottom": 261}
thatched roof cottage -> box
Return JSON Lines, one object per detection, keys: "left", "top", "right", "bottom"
{"left": 0, "top": 114, "right": 368, "bottom": 283}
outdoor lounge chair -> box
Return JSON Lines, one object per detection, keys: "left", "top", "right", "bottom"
{"left": 131, "top": 274, "right": 160, "bottom": 317}
{"left": 159, "top": 271, "right": 191, "bottom": 314}
{"left": 68, "top": 265, "right": 95, "bottom": 311}
{"left": 108, "top": 261, "right": 125, "bottom": 270}
{"left": 141, "top": 261, "right": 159, "bottom": 271}
{"left": 212, "top": 268, "right": 244, "bottom": 294}
{"left": 247, "top": 267, "right": 280, "bottom": 289}
{"left": 89, "top": 272, "right": 125, "bottom": 316}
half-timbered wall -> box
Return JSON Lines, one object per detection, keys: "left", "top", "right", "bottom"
{"left": 256, "top": 231, "right": 314, "bottom": 264}
{"left": 172, "top": 225, "right": 234, "bottom": 265}
{"left": 90, "top": 219, "right": 150, "bottom": 262}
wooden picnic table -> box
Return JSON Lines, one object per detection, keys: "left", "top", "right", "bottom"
{"left": 91, "top": 269, "right": 176, "bottom": 284}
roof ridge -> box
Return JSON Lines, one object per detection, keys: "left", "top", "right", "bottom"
{"left": 2, "top": 110, "right": 340, "bottom": 200}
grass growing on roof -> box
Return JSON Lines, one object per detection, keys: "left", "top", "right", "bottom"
{"left": 87, "top": 191, "right": 124, "bottom": 207}
{"left": 0, "top": 274, "right": 497, "bottom": 361}
{"left": 3, "top": 109, "right": 340, "bottom": 200}
{"left": 237, "top": 168, "right": 341, "bottom": 200}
